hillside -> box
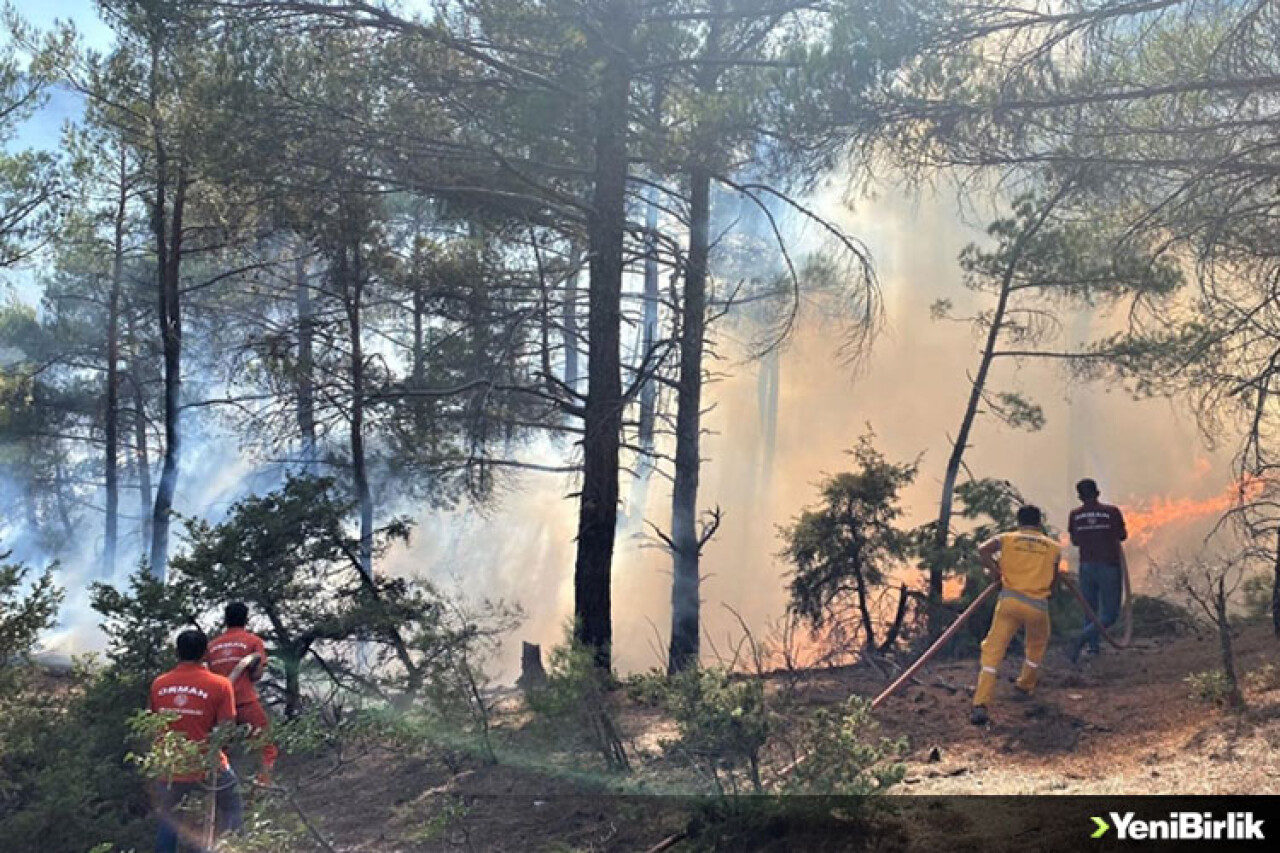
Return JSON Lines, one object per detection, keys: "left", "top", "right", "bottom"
{"left": 269, "top": 623, "right": 1280, "bottom": 852}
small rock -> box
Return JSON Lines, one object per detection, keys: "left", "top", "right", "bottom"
{"left": 1068, "top": 693, "right": 1084, "bottom": 700}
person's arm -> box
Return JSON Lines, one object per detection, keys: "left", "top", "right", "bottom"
{"left": 1068, "top": 511, "right": 1081, "bottom": 546}
{"left": 1114, "top": 506, "right": 1128, "bottom": 542}
{"left": 215, "top": 678, "right": 237, "bottom": 727}
{"left": 978, "top": 537, "right": 1002, "bottom": 582}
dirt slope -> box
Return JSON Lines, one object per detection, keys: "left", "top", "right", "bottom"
{"left": 281, "top": 624, "right": 1280, "bottom": 851}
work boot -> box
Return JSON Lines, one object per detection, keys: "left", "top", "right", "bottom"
{"left": 1012, "top": 685, "right": 1033, "bottom": 702}
{"left": 970, "top": 705, "right": 989, "bottom": 725}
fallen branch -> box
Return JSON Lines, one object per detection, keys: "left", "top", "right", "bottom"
{"left": 644, "top": 831, "right": 688, "bottom": 853}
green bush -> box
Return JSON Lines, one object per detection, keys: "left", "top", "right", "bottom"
{"left": 661, "top": 667, "right": 769, "bottom": 794}
{"left": 1185, "top": 669, "right": 1235, "bottom": 705}
{"left": 1130, "top": 594, "right": 1195, "bottom": 637}
{"left": 0, "top": 664, "right": 152, "bottom": 852}
{"left": 781, "top": 696, "right": 906, "bottom": 796}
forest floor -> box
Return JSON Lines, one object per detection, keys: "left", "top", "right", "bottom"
{"left": 276, "top": 622, "right": 1280, "bottom": 852}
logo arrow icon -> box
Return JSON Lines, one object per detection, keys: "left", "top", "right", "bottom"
{"left": 1091, "top": 816, "right": 1110, "bottom": 838}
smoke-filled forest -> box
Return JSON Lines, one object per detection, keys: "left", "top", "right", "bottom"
{"left": 2, "top": 1, "right": 1280, "bottom": 851}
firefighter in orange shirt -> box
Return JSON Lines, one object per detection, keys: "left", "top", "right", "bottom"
{"left": 149, "top": 628, "right": 243, "bottom": 852}
{"left": 206, "top": 602, "right": 278, "bottom": 782}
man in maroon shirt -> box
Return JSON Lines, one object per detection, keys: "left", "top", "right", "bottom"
{"left": 148, "top": 629, "right": 244, "bottom": 853}
{"left": 1067, "top": 478, "right": 1128, "bottom": 662}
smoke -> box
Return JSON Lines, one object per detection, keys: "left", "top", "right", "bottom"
{"left": 373, "top": 183, "right": 1239, "bottom": 680}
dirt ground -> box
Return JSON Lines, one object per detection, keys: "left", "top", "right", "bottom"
{"left": 280, "top": 623, "right": 1280, "bottom": 851}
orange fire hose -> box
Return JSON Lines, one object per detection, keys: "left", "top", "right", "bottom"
{"left": 870, "top": 582, "right": 1000, "bottom": 710}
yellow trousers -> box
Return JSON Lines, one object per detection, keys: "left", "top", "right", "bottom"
{"left": 973, "top": 595, "right": 1050, "bottom": 707}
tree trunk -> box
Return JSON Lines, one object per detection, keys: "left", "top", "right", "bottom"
{"left": 149, "top": 163, "right": 187, "bottom": 580}
{"left": 853, "top": 564, "right": 879, "bottom": 650}
{"left": 342, "top": 239, "right": 374, "bottom": 578}
{"left": 563, "top": 246, "right": 581, "bottom": 390}
{"left": 284, "top": 648, "right": 302, "bottom": 719}
{"left": 668, "top": 11, "right": 722, "bottom": 674}
{"left": 103, "top": 145, "right": 127, "bottom": 580}
{"left": 667, "top": 165, "right": 711, "bottom": 674}
{"left": 517, "top": 641, "right": 547, "bottom": 692}
{"left": 624, "top": 181, "right": 663, "bottom": 529}
{"left": 130, "top": 356, "right": 153, "bottom": 557}
{"left": 295, "top": 245, "right": 317, "bottom": 470}
{"left": 411, "top": 265, "right": 429, "bottom": 437}
{"left": 1215, "top": 576, "right": 1243, "bottom": 707}
{"left": 929, "top": 186, "right": 1070, "bottom": 602}
{"left": 877, "top": 585, "right": 911, "bottom": 652}
{"left": 1272, "top": 527, "right": 1280, "bottom": 638}
{"left": 54, "top": 461, "right": 75, "bottom": 542}
{"left": 573, "top": 2, "right": 632, "bottom": 669}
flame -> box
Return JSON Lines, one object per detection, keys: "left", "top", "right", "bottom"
{"left": 1121, "top": 476, "right": 1264, "bottom": 547}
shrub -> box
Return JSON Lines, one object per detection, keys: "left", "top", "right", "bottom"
{"left": 781, "top": 696, "right": 906, "bottom": 796}
{"left": 662, "top": 667, "right": 769, "bottom": 794}
{"left": 1185, "top": 669, "right": 1235, "bottom": 705}
{"left": 0, "top": 663, "right": 152, "bottom": 853}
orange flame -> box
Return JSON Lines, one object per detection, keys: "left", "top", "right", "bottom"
{"left": 1121, "top": 477, "right": 1264, "bottom": 547}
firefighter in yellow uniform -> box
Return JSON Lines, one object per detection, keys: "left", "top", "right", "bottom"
{"left": 970, "top": 504, "right": 1062, "bottom": 725}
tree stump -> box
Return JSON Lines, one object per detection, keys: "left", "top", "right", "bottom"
{"left": 517, "top": 641, "right": 547, "bottom": 692}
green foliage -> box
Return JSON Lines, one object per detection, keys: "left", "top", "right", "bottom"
{"left": 0, "top": 554, "right": 63, "bottom": 676}
{"left": 91, "top": 565, "right": 202, "bottom": 680}
{"left": 782, "top": 696, "right": 906, "bottom": 796}
{"left": 1244, "top": 663, "right": 1280, "bottom": 694}
{"left": 781, "top": 433, "right": 917, "bottom": 632}
{"left": 987, "top": 391, "right": 1045, "bottom": 431}
{"left": 1129, "top": 594, "right": 1195, "bottom": 637}
{"left": 660, "top": 667, "right": 770, "bottom": 795}
{"left": 1242, "top": 573, "right": 1274, "bottom": 622}
{"left": 97, "top": 475, "right": 521, "bottom": 723}
{"left": 0, "top": 663, "right": 152, "bottom": 853}
{"left": 916, "top": 477, "right": 1028, "bottom": 586}
{"left": 1185, "top": 669, "right": 1235, "bottom": 706}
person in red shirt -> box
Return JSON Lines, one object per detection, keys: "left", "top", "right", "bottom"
{"left": 1067, "top": 478, "right": 1129, "bottom": 662}
{"left": 148, "top": 628, "right": 243, "bottom": 853}
{"left": 206, "top": 602, "right": 278, "bottom": 781}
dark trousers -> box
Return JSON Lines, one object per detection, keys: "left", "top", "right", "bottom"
{"left": 1077, "top": 561, "right": 1122, "bottom": 651}
{"left": 154, "top": 768, "right": 243, "bottom": 853}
